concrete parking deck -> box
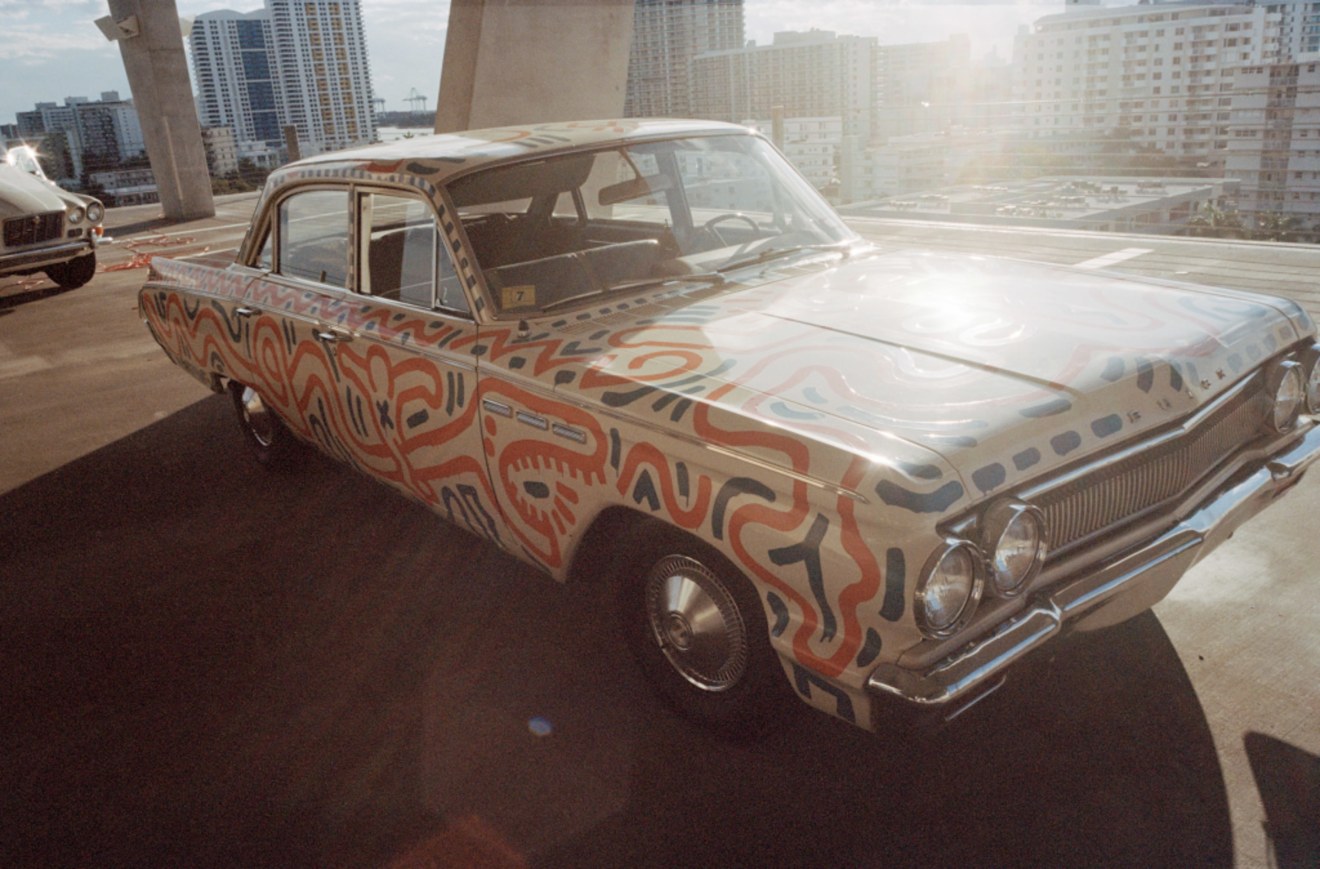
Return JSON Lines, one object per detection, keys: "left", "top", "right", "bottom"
{"left": 2, "top": 195, "right": 1317, "bottom": 867}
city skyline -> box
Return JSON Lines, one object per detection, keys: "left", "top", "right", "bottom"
{"left": 0, "top": 0, "right": 1068, "bottom": 125}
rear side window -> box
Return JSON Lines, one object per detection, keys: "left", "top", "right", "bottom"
{"left": 277, "top": 189, "right": 349, "bottom": 287}
{"left": 360, "top": 189, "right": 467, "bottom": 315}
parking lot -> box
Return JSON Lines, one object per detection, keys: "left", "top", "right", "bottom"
{"left": 2, "top": 196, "right": 1317, "bottom": 866}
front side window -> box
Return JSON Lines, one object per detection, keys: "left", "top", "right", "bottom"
{"left": 277, "top": 188, "right": 349, "bottom": 287}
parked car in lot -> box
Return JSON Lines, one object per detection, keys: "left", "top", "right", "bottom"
{"left": 0, "top": 146, "right": 103, "bottom": 289}
{"left": 138, "top": 119, "right": 1320, "bottom": 732}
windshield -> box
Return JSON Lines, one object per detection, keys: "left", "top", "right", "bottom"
{"left": 446, "top": 132, "right": 857, "bottom": 317}
{"left": 4, "top": 146, "right": 47, "bottom": 179}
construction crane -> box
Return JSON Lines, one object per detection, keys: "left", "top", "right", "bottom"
{"left": 406, "top": 87, "right": 428, "bottom": 114}
{"left": 370, "top": 97, "right": 385, "bottom": 114}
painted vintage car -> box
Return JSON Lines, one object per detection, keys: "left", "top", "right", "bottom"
{"left": 1, "top": 146, "right": 103, "bottom": 289}
{"left": 138, "top": 119, "right": 1320, "bottom": 732}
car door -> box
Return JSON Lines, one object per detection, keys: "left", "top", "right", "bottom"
{"left": 242, "top": 184, "right": 503, "bottom": 545}
{"left": 336, "top": 186, "right": 503, "bottom": 542}
{"left": 241, "top": 186, "right": 358, "bottom": 459}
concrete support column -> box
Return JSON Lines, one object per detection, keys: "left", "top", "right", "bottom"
{"left": 99, "top": 0, "right": 214, "bottom": 219}
{"left": 435, "top": 0, "right": 634, "bottom": 133}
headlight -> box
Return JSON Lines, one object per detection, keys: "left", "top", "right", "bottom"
{"left": 1301, "top": 344, "right": 1320, "bottom": 415}
{"left": 86, "top": 201, "right": 104, "bottom": 223}
{"left": 916, "top": 541, "right": 983, "bottom": 638}
{"left": 1264, "top": 360, "right": 1303, "bottom": 434}
{"left": 67, "top": 206, "right": 84, "bottom": 225}
{"left": 982, "top": 500, "right": 1047, "bottom": 597}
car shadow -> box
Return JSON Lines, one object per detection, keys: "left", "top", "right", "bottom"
{"left": 1244, "top": 732, "right": 1320, "bottom": 867}
{"left": 0, "top": 394, "right": 1233, "bottom": 867}
{"left": 0, "top": 276, "right": 79, "bottom": 313}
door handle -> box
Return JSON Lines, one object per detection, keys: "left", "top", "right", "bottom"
{"left": 235, "top": 306, "right": 257, "bottom": 319}
{"left": 313, "top": 328, "right": 353, "bottom": 345}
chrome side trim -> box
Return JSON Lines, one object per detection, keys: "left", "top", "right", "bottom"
{"left": 516, "top": 410, "right": 549, "bottom": 430}
{"left": 552, "top": 423, "right": 587, "bottom": 444}
{"left": 867, "top": 422, "right": 1320, "bottom": 718}
{"left": 482, "top": 399, "right": 513, "bottom": 417}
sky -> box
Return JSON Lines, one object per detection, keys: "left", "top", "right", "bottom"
{"left": 0, "top": 0, "right": 1073, "bottom": 126}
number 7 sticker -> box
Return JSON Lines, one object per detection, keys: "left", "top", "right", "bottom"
{"left": 502, "top": 284, "right": 536, "bottom": 309}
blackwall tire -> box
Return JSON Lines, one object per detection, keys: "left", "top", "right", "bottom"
{"left": 46, "top": 252, "right": 96, "bottom": 290}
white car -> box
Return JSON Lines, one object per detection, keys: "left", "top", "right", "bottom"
{"left": 0, "top": 146, "right": 103, "bottom": 290}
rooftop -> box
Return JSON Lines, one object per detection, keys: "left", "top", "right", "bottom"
{"left": 290, "top": 118, "right": 747, "bottom": 182}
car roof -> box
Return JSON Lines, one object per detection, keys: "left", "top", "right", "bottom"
{"left": 280, "top": 118, "right": 752, "bottom": 185}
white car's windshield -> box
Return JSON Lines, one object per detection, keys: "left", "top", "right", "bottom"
{"left": 446, "top": 133, "right": 857, "bottom": 317}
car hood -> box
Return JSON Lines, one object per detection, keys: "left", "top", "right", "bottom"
{"left": 570, "top": 249, "right": 1311, "bottom": 501}
{"left": 0, "top": 163, "right": 69, "bottom": 219}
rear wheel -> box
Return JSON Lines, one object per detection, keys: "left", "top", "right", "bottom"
{"left": 617, "top": 521, "right": 784, "bottom": 731}
{"left": 46, "top": 252, "right": 96, "bottom": 289}
{"left": 229, "top": 382, "right": 299, "bottom": 469}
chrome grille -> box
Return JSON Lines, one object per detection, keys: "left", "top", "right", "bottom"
{"left": 3, "top": 211, "right": 63, "bottom": 248}
{"left": 1036, "top": 382, "right": 1266, "bottom": 553}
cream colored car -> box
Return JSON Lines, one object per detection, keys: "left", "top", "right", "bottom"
{"left": 1, "top": 147, "right": 103, "bottom": 289}
{"left": 139, "top": 120, "right": 1320, "bottom": 732}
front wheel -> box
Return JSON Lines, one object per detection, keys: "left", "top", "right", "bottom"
{"left": 46, "top": 252, "right": 96, "bottom": 289}
{"left": 618, "top": 521, "right": 785, "bottom": 731}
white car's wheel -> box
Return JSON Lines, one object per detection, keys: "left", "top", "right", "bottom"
{"left": 46, "top": 252, "right": 96, "bottom": 290}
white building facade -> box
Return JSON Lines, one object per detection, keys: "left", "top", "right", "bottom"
{"left": 625, "top": 0, "right": 745, "bottom": 118}
{"left": 189, "top": 0, "right": 376, "bottom": 160}
{"left": 690, "top": 30, "right": 879, "bottom": 140}
{"left": 1013, "top": 3, "right": 1282, "bottom": 158}
{"left": 15, "top": 92, "right": 146, "bottom": 184}
{"left": 191, "top": 10, "right": 283, "bottom": 150}
{"left": 1226, "top": 59, "right": 1320, "bottom": 220}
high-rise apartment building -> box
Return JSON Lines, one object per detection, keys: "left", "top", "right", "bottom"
{"left": 625, "top": 0, "right": 745, "bottom": 118}
{"left": 267, "top": 0, "right": 375, "bottom": 154}
{"left": 1226, "top": 60, "right": 1320, "bottom": 218}
{"left": 687, "top": 29, "right": 971, "bottom": 144}
{"left": 688, "top": 30, "right": 879, "bottom": 139}
{"left": 875, "top": 36, "right": 974, "bottom": 142}
{"left": 15, "top": 92, "right": 146, "bottom": 183}
{"left": 1013, "top": 3, "right": 1281, "bottom": 158}
{"left": 1256, "top": 0, "right": 1320, "bottom": 58}
{"left": 189, "top": 0, "right": 376, "bottom": 160}
{"left": 191, "top": 10, "right": 283, "bottom": 150}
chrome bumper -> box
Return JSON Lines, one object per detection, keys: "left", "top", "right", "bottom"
{"left": 0, "top": 239, "right": 95, "bottom": 274}
{"left": 866, "top": 423, "right": 1320, "bottom": 725}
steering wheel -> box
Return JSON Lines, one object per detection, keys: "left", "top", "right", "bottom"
{"left": 702, "top": 212, "right": 760, "bottom": 246}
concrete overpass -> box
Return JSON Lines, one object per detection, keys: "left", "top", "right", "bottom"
{"left": 101, "top": 0, "right": 638, "bottom": 220}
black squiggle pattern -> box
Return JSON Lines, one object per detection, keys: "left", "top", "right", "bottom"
{"left": 875, "top": 479, "right": 964, "bottom": 514}
{"left": 769, "top": 514, "right": 833, "bottom": 641}
{"left": 710, "top": 477, "right": 776, "bottom": 540}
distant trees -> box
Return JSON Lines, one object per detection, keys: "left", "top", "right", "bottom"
{"left": 1185, "top": 208, "right": 1317, "bottom": 244}
{"left": 1249, "top": 212, "right": 1308, "bottom": 243}
{"left": 210, "top": 159, "right": 272, "bottom": 196}
{"left": 1185, "top": 206, "right": 1245, "bottom": 239}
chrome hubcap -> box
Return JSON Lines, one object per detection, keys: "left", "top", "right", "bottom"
{"left": 239, "top": 386, "right": 277, "bottom": 447}
{"left": 644, "top": 555, "right": 749, "bottom": 692}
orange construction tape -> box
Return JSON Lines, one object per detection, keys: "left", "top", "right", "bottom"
{"left": 102, "top": 234, "right": 208, "bottom": 272}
